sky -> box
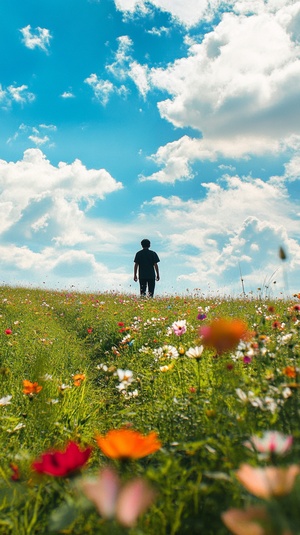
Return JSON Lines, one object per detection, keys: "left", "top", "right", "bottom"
{"left": 0, "top": 0, "right": 300, "bottom": 298}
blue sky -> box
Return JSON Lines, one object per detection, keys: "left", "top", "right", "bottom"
{"left": 1, "top": 0, "right": 300, "bottom": 297}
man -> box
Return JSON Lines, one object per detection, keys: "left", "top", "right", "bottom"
{"left": 133, "top": 239, "right": 160, "bottom": 297}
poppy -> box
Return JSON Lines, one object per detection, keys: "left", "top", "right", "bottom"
{"left": 32, "top": 441, "right": 92, "bottom": 477}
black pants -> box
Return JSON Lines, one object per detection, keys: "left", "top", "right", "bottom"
{"left": 139, "top": 278, "right": 155, "bottom": 297}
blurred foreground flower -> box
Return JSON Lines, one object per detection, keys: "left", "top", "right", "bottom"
{"left": 23, "top": 380, "right": 43, "bottom": 395}
{"left": 32, "top": 441, "right": 92, "bottom": 477}
{"left": 244, "top": 431, "right": 293, "bottom": 457}
{"left": 236, "top": 463, "right": 300, "bottom": 499}
{"left": 81, "top": 466, "right": 155, "bottom": 527}
{"left": 222, "top": 506, "right": 270, "bottom": 535}
{"left": 199, "top": 318, "right": 250, "bottom": 354}
{"left": 96, "top": 428, "right": 161, "bottom": 460}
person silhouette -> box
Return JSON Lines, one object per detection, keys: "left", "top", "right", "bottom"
{"left": 133, "top": 239, "right": 160, "bottom": 297}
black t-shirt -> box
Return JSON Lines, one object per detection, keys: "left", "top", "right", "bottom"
{"left": 134, "top": 249, "right": 160, "bottom": 279}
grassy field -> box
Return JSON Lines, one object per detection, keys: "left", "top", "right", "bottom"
{"left": 0, "top": 285, "right": 300, "bottom": 534}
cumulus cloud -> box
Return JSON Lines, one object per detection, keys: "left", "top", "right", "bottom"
{"left": 20, "top": 25, "right": 52, "bottom": 52}
{"left": 140, "top": 2, "right": 300, "bottom": 182}
{"left": 0, "top": 150, "right": 129, "bottom": 290}
{"left": 140, "top": 169, "right": 300, "bottom": 294}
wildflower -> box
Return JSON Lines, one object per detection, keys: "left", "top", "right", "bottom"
{"left": 243, "top": 355, "right": 252, "bottom": 364}
{"left": 222, "top": 506, "right": 269, "bottom": 535}
{"left": 116, "top": 369, "right": 134, "bottom": 391}
{"left": 199, "top": 318, "right": 250, "bottom": 354}
{"left": 236, "top": 463, "right": 300, "bottom": 499}
{"left": 159, "top": 364, "right": 174, "bottom": 372}
{"left": 10, "top": 463, "right": 20, "bottom": 481}
{"left": 172, "top": 320, "right": 187, "bottom": 336}
{"left": 283, "top": 366, "right": 297, "bottom": 378}
{"left": 81, "top": 467, "right": 155, "bottom": 527}
{"left": 197, "top": 313, "right": 207, "bottom": 320}
{"left": 0, "top": 395, "right": 12, "bottom": 406}
{"left": 244, "top": 431, "right": 293, "bottom": 456}
{"left": 96, "top": 428, "right": 161, "bottom": 460}
{"left": 87, "top": 328, "right": 93, "bottom": 334}
{"left": 32, "top": 441, "right": 92, "bottom": 477}
{"left": 186, "top": 346, "right": 204, "bottom": 359}
{"left": 23, "top": 380, "right": 43, "bottom": 395}
{"left": 5, "top": 329, "right": 12, "bottom": 335}
{"left": 73, "top": 373, "right": 86, "bottom": 386}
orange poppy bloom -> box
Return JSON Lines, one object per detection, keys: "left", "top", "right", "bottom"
{"left": 283, "top": 366, "right": 297, "bottom": 379}
{"left": 96, "top": 429, "right": 161, "bottom": 460}
{"left": 199, "top": 318, "right": 250, "bottom": 354}
{"left": 73, "top": 373, "right": 86, "bottom": 386}
{"left": 23, "top": 380, "right": 43, "bottom": 395}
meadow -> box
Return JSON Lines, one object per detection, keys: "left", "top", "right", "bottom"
{"left": 0, "top": 285, "right": 300, "bottom": 534}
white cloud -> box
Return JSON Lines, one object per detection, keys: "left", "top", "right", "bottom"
{"left": 140, "top": 168, "right": 300, "bottom": 295}
{"left": 114, "top": 0, "right": 224, "bottom": 26}
{"left": 20, "top": 25, "right": 52, "bottom": 52}
{"left": 84, "top": 74, "right": 115, "bottom": 105}
{"left": 7, "top": 124, "right": 56, "bottom": 147}
{"left": 0, "top": 85, "right": 35, "bottom": 108}
{"left": 141, "top": 3, "right": 300, "bottom": 182}
{"left": 61, "top": 91, "right": 75, "bottom": 98}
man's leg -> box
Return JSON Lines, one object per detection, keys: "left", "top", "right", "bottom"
{"left": 139, "top": 279, "right": 147, "bottom": 296}
{"left": 148, "top": 278, "right": 155, "bottom": 297}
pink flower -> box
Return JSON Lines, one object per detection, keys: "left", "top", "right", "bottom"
{"left": 172, "top": 320, "right": 187, "bottom": 336}
{"left": 244, "top": 431, "right": 293, "bottom": 456}
{"left": 81, "top": 467, "right": 155, "bottom": 527}
{"left": 222, "top": 506, "right": 269, "bottom": 535}
{"left": 236, "top": 463, "right": 300, "bottom": 499}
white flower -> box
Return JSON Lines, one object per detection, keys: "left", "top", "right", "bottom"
{"left": 186, "top": 346, "right": 204, "bottom": 359}
{"left": 0, "top": 395, "right": 12, "bottom": 406}
{"left": 162, "top": 345, "right": 179, "bottom": 359}
{"left": 116, "top": 369, "right": 134, "bottom": 391}
{"left": 97, "top": 363, "right": 108, "bottom": 371}
{"left": 116, "top": 369, "right": 133, "bottom": 383}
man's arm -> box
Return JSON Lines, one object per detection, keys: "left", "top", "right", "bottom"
{"left": 154, "top": 263, "right": 160, "bottom": 281}
{"left": 134, "top": 262, "right": 138, "bottom": 282}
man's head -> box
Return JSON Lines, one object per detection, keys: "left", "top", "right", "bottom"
{"left": 141, "top": 239, "right": 150, "bottom": 248}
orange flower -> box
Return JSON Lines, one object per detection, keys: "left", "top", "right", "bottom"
{"left": 73, "top": 373, "right": 86, "bottom": 386}
{"left": 283, "top": 366, "right": 297, "bottom": 378}
{"left": 96, "top": 429, "right": 161, "bottom": 460}
{"left": 199, "top": 318, "right": 250, "bottom": 354}
{"left": 23, "top": 380, "right": 43, "bottom": 395}
{"left": 236, "top": 463, "right": 300, "bottom": 499}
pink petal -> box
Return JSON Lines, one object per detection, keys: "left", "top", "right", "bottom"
{"left": 82, "top": 467, "right": 120, "bottom": 518}
{"left": 116, "top": 478, "right": 155, "bottom": 527}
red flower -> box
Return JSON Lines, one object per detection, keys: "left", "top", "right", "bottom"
{"left": 87, "top": 328, "right": 93, "bottom": 334}
{"left": 5, "top": 329, "right": 12, "bottom": 335}
{"left": 32, "top": 441, "right": 92, "bottom": 477}
{"left": 10, "top": 463, "right": 20, "bottom": 481}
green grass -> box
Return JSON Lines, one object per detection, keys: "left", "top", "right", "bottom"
{"left": 0, "top": 286, "right": 300, "bottom": 534}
